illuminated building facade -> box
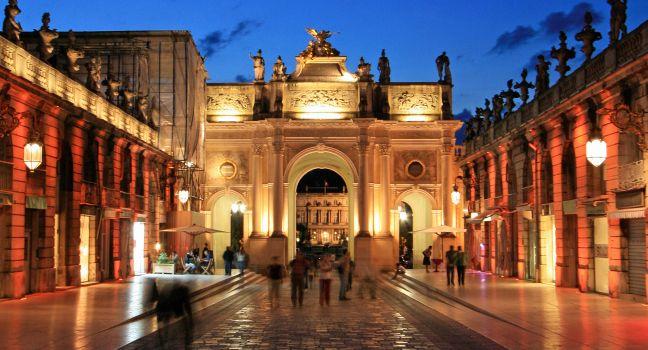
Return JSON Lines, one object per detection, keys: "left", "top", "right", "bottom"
{"left": 203, "top": 31, "right": 462, "bottom": 270}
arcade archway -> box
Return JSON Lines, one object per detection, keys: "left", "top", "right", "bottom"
{"left": 286, "top": 148, "right": 357, "bottom": 261}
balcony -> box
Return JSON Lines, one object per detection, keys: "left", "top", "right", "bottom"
{"left": 104, "top": 188, "right": 120, "bottom": 208}
{"left": 0, "top": 36, "right": 158, "bottom": 147}
{"left": 81, "top": 181, "right": 99, "bottom": 205}
{"left": 120, "top": 191, "right": 131, "bottom": 208}
{"left": 135, "top": 195, "right": 145, "bottom": 212}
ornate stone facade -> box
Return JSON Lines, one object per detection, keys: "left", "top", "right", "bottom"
{"left": 204, "top": 31, "right": 461, "bottom": 270}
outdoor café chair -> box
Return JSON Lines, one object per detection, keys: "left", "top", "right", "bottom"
{"left": 201, "top": 259, "right": 214, "bottom": 275}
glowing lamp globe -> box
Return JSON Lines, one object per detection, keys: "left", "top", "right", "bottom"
{"left": 23, "top": 140, "right": 43, "bottom": 172}
{"left": 586, "top": 137, "right": 607, "bottom": 167}
{"left": 450, "top": 185, "right": 461, "bottom": 205}
{"left": 154, "top": 242, "right": 161, "bottom": 252}
{"left": 399, "top": 210, "right": 407, "bottom": 221}
{"left": 178, "top": 189, "right": 190, "bottom": 204}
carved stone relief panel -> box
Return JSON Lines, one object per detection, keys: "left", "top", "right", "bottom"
{"left": 393, "top": 150, "right": 438, "bottom": 183}
{"left": 206, "top": 85, "right": 255, "bottom": 116}
{"left": 285, "top": 82, "right": 357, "bottom": 114}
{"left": 205, "top": 150, "right": 249, "bottom": 184}
{"left": 387, "top": 84, "right": 442, "bottom": 116}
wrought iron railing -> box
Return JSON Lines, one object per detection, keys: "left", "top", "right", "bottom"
{"left": 81, "top": 181, "right": 99, "bottom": 205}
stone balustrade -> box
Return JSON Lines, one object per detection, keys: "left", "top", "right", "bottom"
{"left": 0, "top": 36, "right": 158, "bottom": 147}
{"left": 464, "top": 21, "right": 648, "bottom": 155}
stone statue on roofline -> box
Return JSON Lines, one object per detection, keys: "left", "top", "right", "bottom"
{"left": 378, "top": 49, "right": 391, "bottom": 84}
{"left": 492, "top": 93, "right": 504, "bottom": 122}
{"left": 501, "top": 79, "right": 520, "bottom": 115}
{"left": 137, "top": 95, "right": 149, "bottom": 123}
{"left": 465, "top": 117, "right": 475, "bottom": 140}
{"left": 608, "top": 0, "right": 627, "bottom": 44}
{"left": 85, "top": 56, "right": 102, "bottom": 94}
{"left": 575, "top": 12, "right": 602, "bottom": 60}
{"left": 435, "top": 51, "right": 451, "bottom": 83}
{"left": 535, "top": 55, "right": 551, "bottom": 94}
{"left": 271, "top": 55, "right": 287, "bottom": 81}
{"left": 475, "top": 106, "right": 486, "bottom": 130}
{"left": 300, "top": 28, "right": 340, "bottom": 57}
{"left": 356, "top": 56, "right": 372, "bottom": 81}
{"left": 514, "top": 69, "right": 535, "bottom": 105}
{"left": 482, "top": 98, "right": 493, "bottom": 128}
{"left": 550, "top": 31, "right": 576, "bottom": 79}
{"left": 250, "top": 49, "right": 265, "bottom": 82}
{"left": 103, "top": 73, "right": 121, "bottom": 104}
{"left": 36, "top": 12, "right": 58, "bottom": 63}
{"left": 2, "top": 0, "right": 22, "bottom": 46}
{"left": 120, "top": 76, "right": 135, "bottom": 111}
{"left": 66, "top": 30, "right": 84, "bottom": 76}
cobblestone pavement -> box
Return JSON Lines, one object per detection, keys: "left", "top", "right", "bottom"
{"left": 191, "top": 278, "right": 503, "bottom": 350}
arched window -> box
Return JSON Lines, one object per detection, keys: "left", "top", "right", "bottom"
{"left": 135, "top": 152, "right": 145, "bottom": 196}
{"left": 483, "top": 160, "right": 491, "bottom": 199}
{"left": 495, "top": 155, "right": 503, "bottom": 198}
{"left": 562, "top": 145, "right": 577, "bottom": 201}
{"left": 463, "top": 167, "right": 471, "bottom": 201}
{"left": 506, "top": 149, "right": 517, "bottom": 206}
{"left": 541, "top": 152, "right": 554, "bottom": 204}
{"left": 83, "top": 128, "right": 98, "bottom": 183}
{"left": 103, "top": 135, "right": 115, "bottom": 188}
{"left": 0, "top": 135, "right": 12, "bottom": 191}
{"left": 120, "top": 144, "right": 132, "bottom": 192}
{"left": 522, "top": 145, "right": 534, "bottom": 204}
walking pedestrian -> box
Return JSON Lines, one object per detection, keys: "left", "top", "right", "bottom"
{"left": 357, "top": 262, "right": 377, "bottom": 299}
{"left": 266, "top": 256, "right": 285, "bottom": 309}
{"left": 289, "top": 251, "right": 309, "bottom": 307}
{"left": 222, "top": 246, "right": 234, "bottom": 275}
{"left": 318, "top": 254, "right": 333, "bottom": 306}
{"left": 445, "top": 245, "right": 457, "bottom": 286}
{"left": 422, "top": 246, "right": 432, "bottom": 273}
{"left": 236, "top": 246, "right": 248, "bottom": 276}
{"left": 347, "top": 259, "right": 355, "bottom": 291}
{"left": 337, "top": 251, "right": 351, "bottom": 300}
{"left": 456, "top": 245, "right": 467, "bottom": 286}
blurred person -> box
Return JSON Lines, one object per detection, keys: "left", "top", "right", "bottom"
{"left": 337, "top": 251, "right": 351, "bottom": 301}
{"left": 266, "top": 256, "right": 285, "bottom": 309}
{"left": 392, "top": 261, "right": 406, "bottom": 279}
{"left": 456, "top": 245, "right": 468, "bottom": 286}
{"left": 222, "top": 246, "right": 234, "bottom": 275}
{"left": 422, "top": 246, "right": 432, "bottom": 273}
{"left": 236, "top": 246, "right": 248, "bottom": 276}
{"left": 289, "top": 251, "right": 309, "bottom": 307}
{"left": 357, "top": 262, "right": 377, "bottom": 299}
{"left": 318, "top": 254, "right": 334, "bottom": 306}
{"left": 445, "top": 245, "right": 457, "bottom": 286}
{"left": 146, "top": 278, "right": 194, "bottom": 349}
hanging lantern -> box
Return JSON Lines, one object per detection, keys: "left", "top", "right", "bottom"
{"left": 154, "top": 242, "right": 161, "bottom": 252}
{"left": 178, "top": 188, "right": 190, "bottom": 204}
{"left": 586, "top": 136, "right": 607, "bottom": 167}
{"left": 23, "top": 139, "right": 43, "bottom": 172}
{"left": 231, "top": 201, "right": 246, "bottom": 213}
{"left": 451, "top": 184, "right": 461, "bottom": 205}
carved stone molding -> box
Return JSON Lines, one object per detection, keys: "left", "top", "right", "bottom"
{"left": 377, "top": 143, "right": 391, "bottom": 155}
{"left": 0, "top": 83, "right": 21, "bottom": 137}
{"left": 252, "top": 143, "right": 265, "bottom": 155}
{"left": 603, "top": 103, "right": 647, "bottom": 150}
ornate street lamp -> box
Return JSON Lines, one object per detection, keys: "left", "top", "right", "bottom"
{"left": 450, "top": 176, "right": 463, "bottom": 205}
{"left": 586, "top": 129, "right": 606, "bottom": 167}
{"left": 23, "top": 112, "right": 43, "bottom": 172}
{"left": 178, "top": 187, "right": 190, "bottom": 204}
{"left": 231, "top": 201, "right": 246, "bottom": 213}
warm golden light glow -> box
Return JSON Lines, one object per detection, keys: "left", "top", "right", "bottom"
{"left": 401, "top": 115, "right": 432, "bottom": 122}
{"left": 155, "top": 242, "right": 161, "bottom": 252}
{"left": 178, "top": 189, "right": 190, "bottom": 204}
{"left": 294, "top": 112, "right": 347, "bottom": 120}
{"left": 214, "top": 115, "right": 245, "bottom": 122}
{"left": 586, "top": 137, "right": 607, "bottom": 167}
{"left": 451, "top": 185, "right": 461, "bottom": 205}
{"left": 23, "top": 141, "right": 43, "bottom": 172}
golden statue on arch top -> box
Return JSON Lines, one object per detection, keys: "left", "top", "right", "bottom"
{"left": 300, "top": 28, "right": 340, "bottom": 58}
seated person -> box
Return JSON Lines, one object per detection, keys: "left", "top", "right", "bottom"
{"left": 185, "top": 251, "right": 197, "bottom": 273}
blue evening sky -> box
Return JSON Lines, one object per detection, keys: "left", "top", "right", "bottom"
{"left": 18, "top": 1, "right": 648, "bottom": 118}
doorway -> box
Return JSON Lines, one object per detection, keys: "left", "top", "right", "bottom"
{"left": 119, "top": 219, "right": 131, "bottom": 279}
{"left": 623, "top": 218, "right": 646, "bottom": 297}
{"left": 398, "top": 202, "right": 413, "bottom": 268}
{"left": 525, "top": 218, "right": 537, "bottom": 280}
{"left": 540, "top": 215, "right": 556, "bottom": 283}
{"left": 133, "top": 221, "right": 145, "bottom": 275}
{"left": 593, "top": 217, "right": 609, "bottom": 294}
{"left": 25, "top": 209, "right": 44, "bottom": 293}
{"left": 295, "top": 169, "right": 349, "bottom": 261}
{"left": 563, "top": 214, "right": 579, "bottom": 287}
{"left": 79, "top": 215, "right": 92, "bottom": 283}
{"left": 99, "top": 219, "right": 114, "bottom": 281}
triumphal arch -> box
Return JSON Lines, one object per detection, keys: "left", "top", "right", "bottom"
{"left": 203, "top": 30, "right": 462, "bottom": 270}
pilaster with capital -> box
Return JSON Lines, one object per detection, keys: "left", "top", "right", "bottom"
{"left": 271, "top": 135, "right": 285, "bottom": 237}
{"left": 441, "top": 142, "right": 455, "bottom": 227}
{"left": 378, "top": 143, "right": 391, "bottom": 236}
{"left": 251, "top": 143, "right": 265, "bottom": 236}
{"left": 357, "top": 133, "right": 371, "bottom": 237}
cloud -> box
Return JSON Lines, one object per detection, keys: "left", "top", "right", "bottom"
{"left": 490, "top": 26, "right": 538, "bottom": 54}
{"left": 234, "top": 74, "right": 251, "bottom": 83}
{"left": 539, "top": 2, "right": 602, "bottom": 37}
{"left": 489, "top": 2, "right": 603, "bottom": 55}
{"left": 199, "top": 20, "right": 262, "bottom": 57}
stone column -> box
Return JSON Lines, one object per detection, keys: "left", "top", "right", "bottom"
{"left": 271, "top": 130, "right": 284, "bottom": 237}
{"left": 357, "top": 133, "right": 371, "bottom": 237}
{"left": 442, "top": 143, "right": 455, "bottom": 227}
{"left": 251, "top": 144, "right": 264, "bottom": 236}
{"left": 378, "top": 143, "right": 391, "bottom": 236}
